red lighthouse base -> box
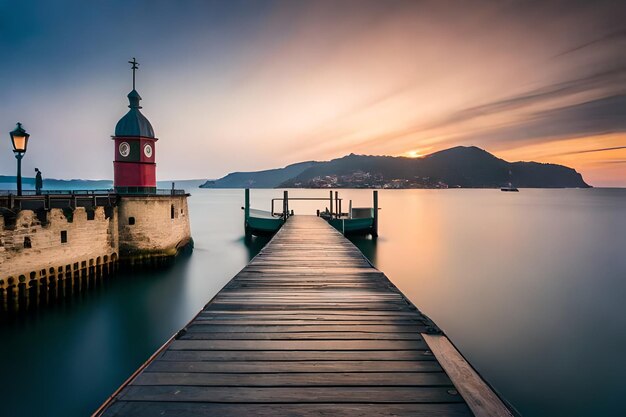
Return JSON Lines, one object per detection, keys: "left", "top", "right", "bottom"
{"left": 112, "top": 136, "right": 158, "bottom": 194}
{"left": 114, "top": 161, "right": 156, "bottom": 194}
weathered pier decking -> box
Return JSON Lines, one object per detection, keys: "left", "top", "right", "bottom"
{"left": 96, "top": 216, "right": 513, "bottom": 417}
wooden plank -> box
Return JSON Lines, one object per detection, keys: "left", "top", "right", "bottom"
{"left": 101, "top": 402, "right": 473, "bottom": 417}
{"left": 423, "top": 334, "right": 515, "bottom": 417}
{"left": 179, "top": 332, "right": 425, "bottom": 340}
{"left": 168, "top": 339, "right": 428, "bottom": 350}
{"left": 159, "top": 350, "right": 437, "bottom": 362}
{"left": 146, "top": 360, "right": 442, "bottom": 373}
{"left": 118, "top": 385, "right": 465, "bottom": 403}
{"left": 198, "top": 310, "right": 418, "bottom": 316}
{"left": 134, "top": 371, "right": 453, "bottom": 386}
{"left": 196, "top": 319, "right": 420, "bottom": 324}
{"left": 204, "top": 304, "right": 411, "bottom": 311}
{"left": 185, "top": 324, "right": 427, "bottom": 333}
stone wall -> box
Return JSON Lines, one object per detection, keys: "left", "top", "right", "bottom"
{"left": 0, "top": 207, "right": 119, "bottom": 311}
{"left": 117, "top": 195, "right": 192, "bottom": 263}
{"left": 0, "top": 194, "right": 193, "bottom": 311}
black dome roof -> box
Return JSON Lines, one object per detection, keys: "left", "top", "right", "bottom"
{"left": 114, "top": 89, "right": 155, "bottom": 138}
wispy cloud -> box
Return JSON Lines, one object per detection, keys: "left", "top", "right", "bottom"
{"left": 553, "top": 146, "right": 626, "bottom": 156}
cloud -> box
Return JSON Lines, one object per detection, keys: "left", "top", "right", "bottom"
{"left": 436, "top": 67, "right": 626, "bottom": 129}
{"left": 553, "top": 146, "right": 626, "bottom": 157}
{"left": 554, "top": 29, "right": 626, "bottom": 58}
{"left": 448, "top": 95, "right": 626, "bottom": 149}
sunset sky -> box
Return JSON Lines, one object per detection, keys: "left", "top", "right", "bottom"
{"left": 1, "top": 0, "right": 625, "bottom": 186}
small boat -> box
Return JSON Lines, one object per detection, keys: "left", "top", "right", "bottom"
{"left": 501, "top": 182, "right": 519, "bottom": 192}
{"left": 242, "top": 189, "right": 379, "bottom": 237}
{"left": 320, "top": 192, "right": 379, "bottom": 236}
{"left": 328, "top": 207, "right": 377, "bottom": 235}
{"left": 243, "top": 189, "right": 286, "bottom": 236}
{"left": 245, "top": 208, "right": 284, "bottom": 236}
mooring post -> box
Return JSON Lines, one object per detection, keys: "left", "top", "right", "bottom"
{"left": 244, "top": 188, "right": 250, "bottom": 221}
{"left": 335, "top": 191, "right": 339, "bottom": 218}
{"left": 283, "top": 190, "right": 289, "bottom": 218}
{"left": 1, "top": 288, "right": 6, "bottom": 313}
{"left": 372, "top": 190, "right": 379, "bottom": 237}
{"left": 349, "top": 200, "right": 353, "bottom": 219}
{"left": 329, "top": 190, "right": 333, "bottom": 217}
{"left": 339, "top": 196, "right": 342, "bottom": 218}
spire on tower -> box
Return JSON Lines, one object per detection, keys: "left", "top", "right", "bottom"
{"left": 128, "top": 57, "right": 139, "bottom": 90}
{"left": 115, "top": 58, "right": 154, "bottom": 138}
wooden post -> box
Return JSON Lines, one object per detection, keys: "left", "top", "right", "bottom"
{"left": 372, "top": 190, "right": 379, "bottom": 237}
{"left": 283, "top": 190, "right": 289, "bottom": 219}
{"left": 349, "top": 200, "right": 353, "bottom": 219}
{"left": 244, "top": 188, "right": 250, "bottom": 221}
{"left": 335, "top": 191, "right": 339, "bottom": 218}
{"left": 8, "top": 285, "right": 17, "bottom": 312}
{"left": 329, "top": 190, "right": 333, "bottom": 217}
{"left": 45, "top": 194, "right": 51, "bottom": 210}
{"left": 339, "top": 197, "right": 342, "bottom": 218}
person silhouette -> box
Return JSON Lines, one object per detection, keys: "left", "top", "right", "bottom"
{"left": 35, "top": 168, "right": 43, "bottom": 195}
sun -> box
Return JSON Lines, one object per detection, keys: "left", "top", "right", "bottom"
{"left": 404, "top": 150, "right": 424, "bottom": 158}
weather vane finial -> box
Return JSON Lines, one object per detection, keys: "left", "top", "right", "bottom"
{"left": 128, "top": 57, "right": 139, "bottom": 90}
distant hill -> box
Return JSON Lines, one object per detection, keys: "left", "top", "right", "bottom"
{"left": 199, "top": 161, "right": 319, "bottom": 188}
{"left": 203, "top": 146, "right": 590, "bottom": 189}
{"left": 0, "top": 176, "right": 113, "bottom": 190}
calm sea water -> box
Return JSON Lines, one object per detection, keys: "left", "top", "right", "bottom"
{"left": 1, "top": 188, "right": 625, "bottom": 417}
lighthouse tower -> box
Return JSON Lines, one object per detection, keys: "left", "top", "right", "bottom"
{"left": 112, "top": 58, "right": 192, "bottom": 263}
{"left": 113, "top": 58, "right": 157, "bottom": 194}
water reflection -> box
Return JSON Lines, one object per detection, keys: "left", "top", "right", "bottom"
{"left": 242, "top": 234, "right": 272, "bottom": 260}
{"left": 348, "top": 235, "right": 377, "bottom": 265}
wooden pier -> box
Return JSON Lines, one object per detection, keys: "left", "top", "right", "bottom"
{"left": 95, "top": 216, "right": 513, "bottom": 417}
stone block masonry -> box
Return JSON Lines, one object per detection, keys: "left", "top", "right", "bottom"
{"left": 117, "top": 195, "right": 192, "bottom": 265}
{"left": 0, "top": 207, "right": 119, "bottom": 312}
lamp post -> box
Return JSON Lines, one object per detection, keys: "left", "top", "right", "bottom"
{"left": 9, "top": 122, "right": 30, "bottom": 196}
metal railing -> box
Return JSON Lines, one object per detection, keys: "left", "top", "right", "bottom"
{"left": 0, "top": 189, "right": 187, "bottom": 210}
{"left": 155, "top": 189, "right": 187, "bottom": 196}
{"left": 0, "top": 188, "right": 186, "bottom": 196}
{"left": 0, "top": 189, "right": 115, "bottom": 196}
{"left": 270, "top": 197, "right": 344, "bottom": 219}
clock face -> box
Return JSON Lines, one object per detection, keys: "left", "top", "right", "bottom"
{"left": 119, "top": 142, "right": 130, "bottom": 157}
{"left": 144, "top": 143, "right": 153, "bottom": 158}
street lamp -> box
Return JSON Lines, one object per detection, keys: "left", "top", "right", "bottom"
{"left": 9, "top": 122, "right": 30, "bottom": 196}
